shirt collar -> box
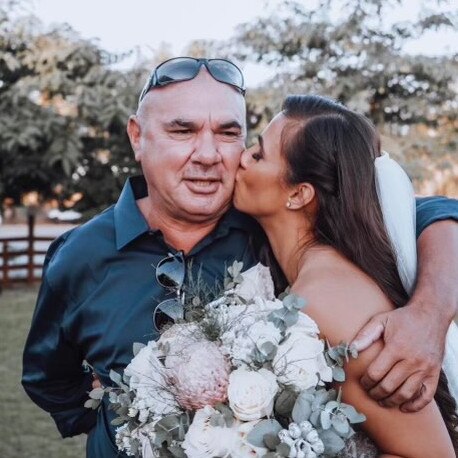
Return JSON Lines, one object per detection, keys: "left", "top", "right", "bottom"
{"left": 114, "top": 175, "right": 257, "bottom": 250}
{"left": 114, "top": 176, "right": 150, "bottom": 250}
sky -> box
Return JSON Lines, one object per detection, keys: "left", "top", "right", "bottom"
{"left": 29, "top": 0, "right": 458, "bottom": 87}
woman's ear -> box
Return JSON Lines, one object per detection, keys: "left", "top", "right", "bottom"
{"left": 287, "top": 183, "right": 315, "bottom": 210}
{"left": 127, "top": 115, "right": 142, "bottom": 162}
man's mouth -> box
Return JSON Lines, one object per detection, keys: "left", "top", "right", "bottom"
{"left": 184, "top": 178, "right": 221, "bottom": 194}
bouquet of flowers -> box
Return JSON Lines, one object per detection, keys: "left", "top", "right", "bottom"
{"left": 86, "top": 262, "right": 366, "bottom": 457}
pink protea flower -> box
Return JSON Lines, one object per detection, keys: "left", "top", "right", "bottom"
{"left": 167, "top": 340, "right": 230, "bottom": 411}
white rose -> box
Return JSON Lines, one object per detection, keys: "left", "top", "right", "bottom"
{"left": 182, "top": 406, "right": 237, "bottom": 458}
{"left": 273, "top": 333, "right": 332, "bottom": 392}
{"left": 228, "top": 367, "right": 278, "bottom": 421}
{"left": 124, "top": 341, "right": 165, "bottom": 394}
{"left": 234, "top": 263, "right": 275, "bottom": 302}
{"left": 124, "top": 341, "right": 179, "bottom": 418}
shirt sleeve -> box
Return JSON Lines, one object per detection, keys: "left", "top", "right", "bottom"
{"left": 415, "top": 196, "right": 458, "bottom": 238}
{"left": 22, "top": 236, "right": 97, "bottom": 437}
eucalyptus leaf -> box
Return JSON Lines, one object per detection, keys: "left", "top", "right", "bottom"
{"left": 264, "top": 433, "right": 281, "bottom": 450}
{"left": 108, "top": 391, "right": 119, "bottom": 403}
{"left": 325, "top": 400, "right": 339, "bottom": 412}
{"left": 309, "top": 409, "right": 320, "bottom": 426}
{"left": 332, "top": 415, "right": 350, "bottom": 435}
{"left": 259, "top": 341, "right": 277, "bottom": 359}
{"left": 319, "top": 428, "right": 346, "bottom": 454}
{"left": 312, "top": 389, "right": 334, "bottom": 410}
{"left": 332, "top": 366, "right": 346, "bottom": 382}
{"left": 276, "top": 443, "right": 291, "bottom": 456}
{"left": 169, "top": 444, "right": 186, "bottom": 458}
{"left": 292, "top": 393, "right": 312, "bottom": 423}
{"left": 152, "top": 431, "right": 168, "bottom": 447}
{"left": 89, "top": 387, "right": 105, "bottom": 400}
{"left": 132, "top": 342, "right": 146, "bottom": 356}
{"left": 320, "top": 410, "right": 332, "bottom": 429}
{"left": 109, "top": 369, "right": 122, "bottom": 385}
{"left": 111, "top": 416, "right": 128, "bottom": 426}
{"left": 340, "top": 404, "right": 366, "bottom": 424}
{"left": 282, "top": 294, "right": 306, "bottom": 311}
{"left": 283, "top": 311, "right": 299, "bottom": 327}
{"left": 246, "top": 419, "right": 282, "bottom": 447}
{"left": 84, "top": 398, "right": 101, "bottom": 409}
{"left": 278, "top": 287, "right": 291, "bottom": 300}
{"left": 275, "top": 389, "right": 297, "bottom": 416}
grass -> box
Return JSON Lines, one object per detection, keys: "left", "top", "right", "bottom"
{"left": 0, "top": 286, "right": 86, "bottom": 458}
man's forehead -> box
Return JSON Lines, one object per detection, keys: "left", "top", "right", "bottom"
{"left": 144, "top": 70, "right": 245, "bottom": 107}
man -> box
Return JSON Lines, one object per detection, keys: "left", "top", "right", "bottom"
{"left": 23, "top": 57, "right": 458, "bottom": 457}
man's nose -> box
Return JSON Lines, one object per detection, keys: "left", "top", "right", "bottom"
{"left": 191, "top": 132, "right": 221, "bottom": 165}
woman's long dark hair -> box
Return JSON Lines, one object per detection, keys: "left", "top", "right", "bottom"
{"left": 280, "top": 94, "right": 458, "bottom": 449}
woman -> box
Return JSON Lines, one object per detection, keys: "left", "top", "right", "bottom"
{"left": 234, "top": 94, "right": 457, "bottom": 457}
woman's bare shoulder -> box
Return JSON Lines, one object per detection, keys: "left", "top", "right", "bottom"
{"left": 292, "top": 249, "right": 395, "bottom": 345}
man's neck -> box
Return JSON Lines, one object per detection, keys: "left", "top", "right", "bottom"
{"left": 137, "top": 197, "right": 222, "bottom": 254}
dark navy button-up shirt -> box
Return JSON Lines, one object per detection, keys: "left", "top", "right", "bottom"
{"left": 22, "top": 176, "right": 458, "bottom": 457}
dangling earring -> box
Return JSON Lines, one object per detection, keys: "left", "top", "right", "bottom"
{"left": 286, "top": 200, "right": 292, "bottom": 208}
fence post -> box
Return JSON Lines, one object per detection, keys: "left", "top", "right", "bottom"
{"left": 1, "top": 242, "right": 9, "bottom": 288}
{"left": 27, "top": 212, "right": 35, "bottom": 283}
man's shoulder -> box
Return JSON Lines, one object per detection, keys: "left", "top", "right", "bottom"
{"left": 57, "top": 206, "right": 116, "bottom": 253}
{"left": 45, "top": 206, "right": 117, "bottom": 278}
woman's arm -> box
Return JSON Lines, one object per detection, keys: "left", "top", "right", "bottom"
{"left": 293, "top": 259, "right": 455, "bottom": 457}
{"left": 352, "top": 212, "right": 458, "bottom": 411}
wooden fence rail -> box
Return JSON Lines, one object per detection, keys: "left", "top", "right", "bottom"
{"left": 0, "top": 215, "right": 54, "bottom": 287}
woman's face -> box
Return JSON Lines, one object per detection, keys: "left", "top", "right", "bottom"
{"left": 234, "top": 113, "right": 292, "bottom": 218}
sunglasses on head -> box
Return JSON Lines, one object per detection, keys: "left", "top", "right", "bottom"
{"left": 139, "top": 57, "right": 246, "bottom": 102}
{"left": 152, "top": 251, "right": 186, "bottom": 332}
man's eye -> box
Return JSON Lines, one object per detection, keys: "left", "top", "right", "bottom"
{"left": 221, "top": 131, "right": 239, "bottom": 137}
{"left": 172, "top": 130, "right": 192, "bottom": 135}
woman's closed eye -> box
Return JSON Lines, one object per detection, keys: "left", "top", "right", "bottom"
{"left": 252, "top": 151, "right": 263, "bottom": 161}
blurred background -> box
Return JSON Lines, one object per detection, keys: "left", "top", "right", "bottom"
{"left": 0, "top": 0, "right": 456, "bottom": 456}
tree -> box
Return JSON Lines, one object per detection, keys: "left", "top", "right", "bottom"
{"left": 231, "top": 0, "right": 457, "bottom": 187}
{"left": 0, "top": 1, "right": 144, "bottom": 212}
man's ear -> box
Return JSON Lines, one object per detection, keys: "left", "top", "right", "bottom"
{"left": 287, "top": 183, "right": 315, "bottom": 210}
{"left": 127, "top": 115, "right": 142, "bottom": 162}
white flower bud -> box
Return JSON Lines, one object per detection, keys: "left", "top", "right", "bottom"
{"left": 306, "top": 430, "right": 319, "bottom": 443}
{"left": 296, "top": 451, "right": 306, "bottom": 458}
{"left": 127, "top": 407, "right": 138, "bottom": 417}
{"left": 311, "top": 438, "right": 325, "bottom": 454}
{"left": 299, "top": 420, "right": 313, "bottom": 436}
{"left": 294, "top": 439, "right": 312, "bottom": 453}
{"left": 305, "top": 452, "right": 317, "bottom": 458}
{"left": 288, "top": 422, "right": 302, "bottom": 439}
{"left": 288, "top": 447, "right": 298, "bottom": 458}
{"left": 279, "top": 429, "right": 293, "bottom": 444}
